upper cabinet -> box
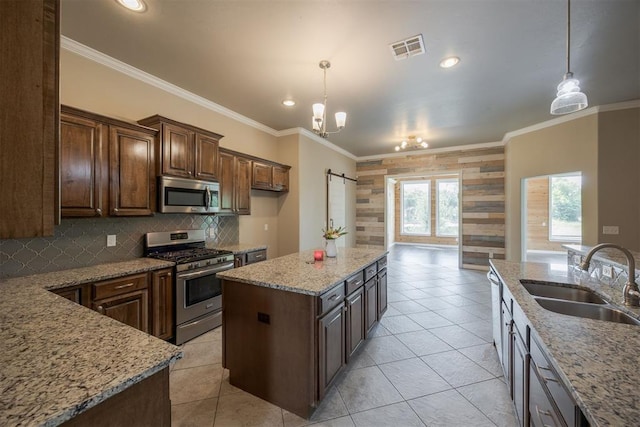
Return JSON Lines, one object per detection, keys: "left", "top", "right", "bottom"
{"left": 0, "top": 0, "right": 59, "bottom": 238}
{"left": 218, "top": 149, "right": 251, "bottom": 215}
{"left": 60, "top": 106, "right": 157, "bottom": 218}
{"left": 137, "top": 115, "right": 222, "bottom": 182}
{"left": 252, "top": 160, "right": 290, "bottom": 192}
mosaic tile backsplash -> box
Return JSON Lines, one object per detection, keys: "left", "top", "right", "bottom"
{"left": 0, "top": 214, "right": 239, "bottom": 280}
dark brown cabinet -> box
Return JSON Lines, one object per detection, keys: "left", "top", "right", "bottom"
{"left": 60, "top": 106, "right": 157, "bottom": 218}
{"left": 219, "top": 149, "right": 251, "bottom": 215}
{"left": 234, "top": 249, "right": 268, "bottom": 267}
{"left": 318, "top": 303, "right": 345, "bottom": 399}
{"left": 377, "top": 267, "right": 388, "bottom": 318}
{"left": 0, "top": 0, "right": 58, "bottom": 238}
{"left": 251, "top": 160, "right": 290, "bottom": 192}
{"left": 138, "top": 115, "right": 222, "bottom": 182}
{"left": 92, "top": 273, "right": 150, "bottom": 334}
{"left": 364, "top": 277, "right": 378, "bottom": 335}
{"left": 151, "top": 268, "right": 174, "bottom": 341}
{"left": 109, "top": 125, "right": 156, "bottom": 216}
{"left": 52, "top": 284, "right": 91, "bottom": 307}
{"left": 345, "top": 286, "right": 365, "bottom": 360}
{"left": 60, "top": 113, "right": 108, "bottom": 217}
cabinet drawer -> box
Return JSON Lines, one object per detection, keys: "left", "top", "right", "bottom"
{"left": 93, "top": 273, "right": 149, "bottom": 300}
{"left": 319, "top": 284, "right": 345, "bottom": 315}
{"left": 363, "top": 263, "right": 377, "bottom": 282}
{"left": 246, "top": 249, "right": 267, "bottom": 264}
{"left": 377, "top": 256, "right": 387, "bottom": 271}
{"left": 529, "top": 363, "right": 564, "bottom": 427}
{"left": 345, "top": 271, "right": 364, "bottom": 295}
{"left": 530, "top": 336, "right": 576, "bottom": 427}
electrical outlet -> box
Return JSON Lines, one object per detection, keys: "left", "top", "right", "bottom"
{"left": 264, "top": 224, "right": 268, "bottom": 231}
{"left": 603, "top": 225, "right": 619, "bottom": 235}
{"left": 602, "top": 265, "right": 613, "bottom": 278}
{"left": 573, "top": 255, "right": 582, "bottom": 264}
{"left": 107, "top": 235, "right": 116, "bottom": 247}
{"left": 488, "top": 251, "right": 494, "bottom": 259}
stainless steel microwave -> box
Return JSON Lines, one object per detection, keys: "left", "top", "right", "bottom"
{"left": 158, "top": 176, "right": 220, "bottom": 214}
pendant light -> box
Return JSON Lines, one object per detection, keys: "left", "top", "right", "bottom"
{"left": 312, "top": 60, "right": 346, "bottom": 138}
{"left": 550, "top": 0, "right": 588, "bottom": 115}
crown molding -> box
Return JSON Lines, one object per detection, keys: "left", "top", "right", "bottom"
{"left": 61, "top": 36, "right": 279, "bottom": 137}
{"left": 596, "top": 99, "right": 640, "bottom": 113}
{"left": 278, "top": 127, "right": 357, "bottom": 160}
{"left": 355, "top": 140, "right": 504, "bottom": 162}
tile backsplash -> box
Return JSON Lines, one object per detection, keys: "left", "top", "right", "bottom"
{"left": 0, "top": 214, "right": 238, "bottom": 280}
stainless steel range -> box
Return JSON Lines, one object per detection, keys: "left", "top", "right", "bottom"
{"left": 145, "top": 229, "right": 234, "bottom": 345}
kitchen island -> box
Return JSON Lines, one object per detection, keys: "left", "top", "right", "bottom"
{"left": 218, "top": 248, "right": 387, "bottom": 418}
{"left": 0, "top": 259, "right": 182, "bottom": 426}
{"left": 490, "top": 259, "right": 640, "bottom": 427}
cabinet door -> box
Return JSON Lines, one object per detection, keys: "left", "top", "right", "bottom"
{"left": 194, "top": 133, "right": 219, "bottom": 181}
{"left": 60, "top": 114, "right": 108, "bottom": 217}
{"left": 218, "top": 151, "right": 235, "bottom": 212}
{"left": 52, "top": 284, "right": 91, "bottom": 307}
{"left": 235, "top": 156, "right": 252, "bottom": 215}
{"left": 272, "top": 166, "right": 289, "bottom": 192}
{"left": 109, "top": 126, "right": 156, "bottom": 216}
{"left": 512, "top": 330, "right": 529, "bottom": 427}
{"left": 529, "top": 363, "right": 563, "bottom": 427}
{"left": 377, "top": 269, "right": 388, "bottom": 318}
{"left": 246, "top": 249, "right": 267, "bottom": 264}
{"left": 365, "top": 278, "right": 378, "bottom": 335}
{"left": 346, "top": 287, "right": 365, "bottom": 360}
{"left": 252, "top": 161, "right": 272, "bottom": 190}
{"left": 161, "top": 123, "right": 194, "bottom": 178}
{"left": 501, "top": 302, "right": 512, "bottom": 390}
{"left": 94, "top": 289, "right": 149, "bottom": 333}
{"left": 151, "top": 269, "right": 174, "bottom": 341}
{"left": 318, "top": 303, "right": 345, "bottom": 399}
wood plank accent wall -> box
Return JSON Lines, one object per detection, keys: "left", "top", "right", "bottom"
{"left": 394, "top": 176, "right": 458, "bottom": 245}
{"left": 525, "top": 176, "right": 570, "bottom": 252}
{"left": 356, "top": 147, "right": 505, "bottom": 270}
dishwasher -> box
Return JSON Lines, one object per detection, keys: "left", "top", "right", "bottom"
{"left": 487, "top": 268, "right": 502, "bottom": 365}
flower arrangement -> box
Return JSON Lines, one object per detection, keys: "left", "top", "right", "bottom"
{"left": 322, "top": 225, "right": 348, "bottom": 240}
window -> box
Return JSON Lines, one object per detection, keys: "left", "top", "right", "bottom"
{"left": 436, "top": 179, "right": 459, "bottom": 236}
{"left": 401, "top": 181, "right": 430, "bottom": 235}
{"left": 549, "top": 173, "right": 582, "bottom": 241}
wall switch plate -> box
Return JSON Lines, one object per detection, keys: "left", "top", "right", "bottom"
{"left": 603, "top": 225, "right": 619, "bottom": 235}
{"left": 264, "top": 224, "right": 268, "bottom": 231}
{"left": 107, "top": 235, "right": 116, "bottom": 247}
{"left": 602, "top": 265, "right": 614, "bottom": 279}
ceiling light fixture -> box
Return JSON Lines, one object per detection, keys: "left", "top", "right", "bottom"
{"left": 312, "top": 60, "right": 346, "bottom": 138}
{"left": 550, "top": 0, "right": 588, "bottom": 115}
{"left": 282, "top": 99, "right": 296, "bottom": 107}
{"left": 439, "top": 56, "right": 460, "bottom": 68}
{"left": 116, "top": 0, "right": 147, "bottom": 12}
{"left": 394, "top": 136, "right": 428, "bottom": 152}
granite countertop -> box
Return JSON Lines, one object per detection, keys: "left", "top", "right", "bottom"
{"left": 490, "top": 259, "right": 640, "bottom": 427}
{"left": 564, "top": 244, "right": 640, "bottom": 272}
{"left": 218, "top": 248, "right": 387, "bottom": 296}
{"left": 0, "top": 258, "right": 182, "bottom": 427}
{"left": 210, "top": 243, "right": 267, "bottom": 255}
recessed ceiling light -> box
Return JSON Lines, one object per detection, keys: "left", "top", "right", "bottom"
{"left": 282, "top": 99, "right": 296, "bottom": 107}
{"left": 116, "top": 0, "right": 147, "bottom": 12}
{"left": 439, "top": 56, "right": 460, "bottom": 68}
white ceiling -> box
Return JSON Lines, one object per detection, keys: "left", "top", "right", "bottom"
{"left": 60, "top": 0, "right": 640, "bottom": 157}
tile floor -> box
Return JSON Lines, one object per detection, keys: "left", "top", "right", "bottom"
{"left": 170, "top": 245, "right": 517, "bottom": 426}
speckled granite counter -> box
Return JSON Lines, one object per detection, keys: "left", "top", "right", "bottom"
{"left": 490, "top": 260, "right": 640, "bottom": 427}
{"left": 210, "top": 243, "right": 267, "bottom": 255}
{"left": 218, "top": 248, "right": 387, "bottom": 295}
{"left": 0, "top": 258, "right": 182, "bottom": 427}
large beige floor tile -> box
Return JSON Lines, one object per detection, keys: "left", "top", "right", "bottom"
{"left": 351, "top": 402, "right": 424, "bottom": 427}
{"left": 214, "top": 391, "right": 284, "bottom": 426}
{"left": 172, "top": 398, "right": 217, "bottom": 427}
{"left": 171, "top": 363, "right": 223, "bottom": 404}
{"left": 408, "top": 389, "right": 495, "bottom": 427}
{"left": 173, "top": 340, "right": 223, "bottom": 370}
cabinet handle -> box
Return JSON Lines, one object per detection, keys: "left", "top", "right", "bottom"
{"left": 533, "top": 362, "right": 560, "bottom": 384}
{"left": 113, "top": 208, "right": 119, "bottom": 213}
{"left": 95, "top": 208, "right": 102, "bottom": 216}
{"left": 328, "top": 294, "right": 340, "bottom": 301}
{"left": 254, "top": 254, "right": 264, "bottom": 259}
{"left": 97, "top": 305, "right": 105, "bottom": 314}
{"left": 114, "top": 283, "right": 135, "bottom": 290}
{"left": 535, "top": 406, "right": 558, "bottom": 427}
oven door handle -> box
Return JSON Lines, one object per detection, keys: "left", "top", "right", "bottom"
{"left": 177, "top": 264, "right": 233, "bottom": 279}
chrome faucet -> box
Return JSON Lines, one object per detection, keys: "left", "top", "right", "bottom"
{"left": 579, "top": 243, "right": 640, "bottom": 306}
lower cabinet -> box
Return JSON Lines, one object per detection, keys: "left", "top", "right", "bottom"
{"left": 318, "top": 303, "right": 345, "bottom": 399}
{"left": 151, "top": 268, "right": 174, "bottom": 341}
{"left": 512, "top": 326, "right": 529, "bottom": 426}
{"left": 92, "top": 274, "right": 150, "bottom": 334}
{"left": 234, "top": 249, "right": 267, "bottom": 267}
{"left": 345, "top": 286, "right": 365, "bottom": 361}
{"left": 377, "top": 268, "right": 388, "bottom": 318}
{"left": 364, "top": 277, "right": 378, "bottom": 335}
{"left": 529, "top": 361, "right": 564, "bottom": 427}
{"left": 52, "top": 284, "right": 91, "bottom": 307}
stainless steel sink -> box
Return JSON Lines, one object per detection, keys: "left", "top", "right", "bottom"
{"left": 520, "top": 280, "right": 607, "bottom": 304}
{"left": 535, "top": 298, "right": 640, "bottom": 326}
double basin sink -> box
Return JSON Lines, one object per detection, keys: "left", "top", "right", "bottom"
{"left": 521, "top": 280, "right": 640, "bottom": 326}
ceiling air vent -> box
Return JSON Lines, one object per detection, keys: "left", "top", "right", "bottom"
{"left": 389, "top": 34, "right": 425, "bottom": 60}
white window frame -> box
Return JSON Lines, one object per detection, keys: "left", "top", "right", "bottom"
{"left": 436, "top": 178, "right": 459, "bottom": 237}
{"left": 400, "top": 180, "right": 431, "bottom": 236}
{"left": 549, "top": 173, "right": 582, "bottom": 242}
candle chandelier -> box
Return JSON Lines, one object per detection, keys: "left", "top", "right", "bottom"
{"left": 550, "top": 0, "right": 588, "bottom": 115}
{"left": 312, "top": 60, "right": 347, "bottom": 138}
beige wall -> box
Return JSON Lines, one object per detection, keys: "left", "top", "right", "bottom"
{"left": 597, "top": 108, "right": 640, "bottom": 249}
{"left": 276, "top": 134, "right": 300, "bottom": 255}
{"left": 505, "top": 115, "right": 598, "bottom": 261}
{"left": 298, "top": 134, "right": 357, "bottom": 251}
{"left": 61, "top": 49, "right": 283, "bottom": 257}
